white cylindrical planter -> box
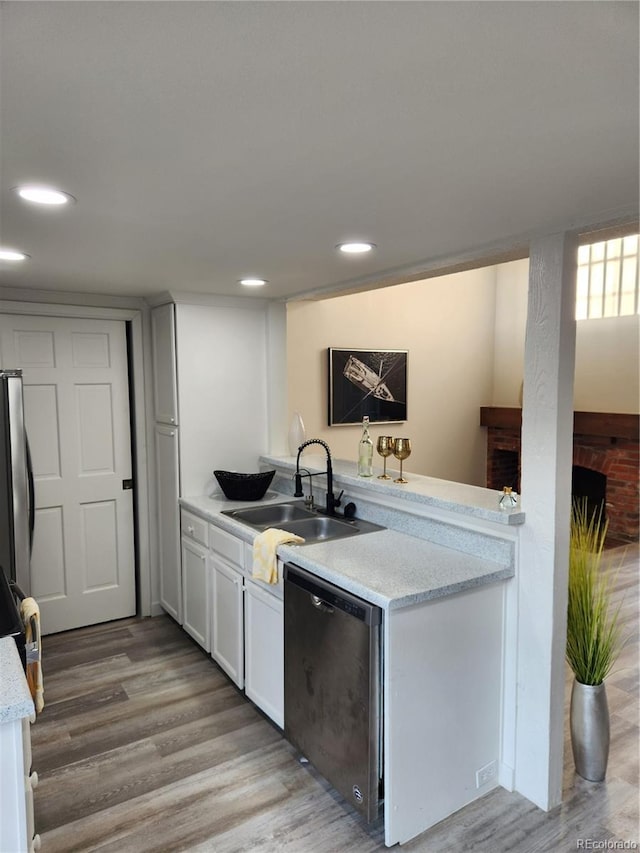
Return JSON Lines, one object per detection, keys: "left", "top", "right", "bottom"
{"left": 570, "top": 680, "right": 610, "bottom": 782}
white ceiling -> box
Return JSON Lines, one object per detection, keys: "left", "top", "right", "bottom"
{"left": 0, "top": 1, "right": 638, "bottom": 302}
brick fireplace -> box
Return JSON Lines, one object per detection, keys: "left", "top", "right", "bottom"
{"left": 480, "top": 408, "right": 639, "bottom": 542}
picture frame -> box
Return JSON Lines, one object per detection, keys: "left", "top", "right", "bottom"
{"left": 328, "top": 347, "right": 408, "bottom": 426}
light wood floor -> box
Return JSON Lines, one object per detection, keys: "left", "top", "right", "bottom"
{"left": 32, "top": 544, "right": 638, "bottom": 852}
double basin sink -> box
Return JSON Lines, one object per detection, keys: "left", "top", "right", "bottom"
{"left": 221, "top": 501, "right": 384, "bottom": 543}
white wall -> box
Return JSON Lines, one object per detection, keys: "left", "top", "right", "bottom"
{"left": 175, "top": 301, "right": 270, "bottom": 497}
{"left": 492, "top": 259, "right": 529, "bottom": 407}
{"left": 286, "top": 267, "right": 497, "bottom": 486}
{"left": 574, "top": 315, "right": 640, "bottom": 412}
{"left": 286, "top": 256, "right": 639, "bottom": 488}
{"left": 493, "top": 259, "right": 640, "bottom": 412}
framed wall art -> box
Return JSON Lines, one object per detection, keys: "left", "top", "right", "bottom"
{"left": 328, "top": 347, "right": 407, "bottom": 425}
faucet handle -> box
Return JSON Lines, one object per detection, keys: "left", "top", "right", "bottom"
{"left": 334, "top": 489, "right": 344, "bottom": 508}
{"left": 343, "top": 501, "right": 356, "bottom": 519}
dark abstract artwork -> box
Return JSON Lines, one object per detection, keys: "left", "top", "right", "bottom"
{"left": 328, "top": 348, "right": 407, "bottom": 425}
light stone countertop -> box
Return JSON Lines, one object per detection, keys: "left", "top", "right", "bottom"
{"left": 180, "top": 492, "right": 514, "bottom": 611}
{"left": 260, "top": 453, "right": 525, "bottom": 526}
{"left": 0, "top": 637, "right": 34, "bottom": 724}
{"left": 276, "top": 529, "right": 512, "bottom": 609}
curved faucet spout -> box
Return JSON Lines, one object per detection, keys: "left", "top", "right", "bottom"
{"left": 295, "top": 439, "right": 340, "bottom": 516}
{"left": 296, "top": 438, "right": 331, "bottom": 457}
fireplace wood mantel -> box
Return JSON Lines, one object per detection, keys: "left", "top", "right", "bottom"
{"left": 480, "top": 407, "right": 639, "bottom": 441}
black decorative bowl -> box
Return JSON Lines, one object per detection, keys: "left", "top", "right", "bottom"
{"left": 213, "top": 469, "right": 276, "bottom": 501}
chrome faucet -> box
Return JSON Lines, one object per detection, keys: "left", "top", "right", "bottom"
{"left": 294, "top": 439, "right": 342, "bottom": 516}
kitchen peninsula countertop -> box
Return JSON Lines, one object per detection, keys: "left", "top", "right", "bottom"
{"left": 180, "top": 490, "right": 514, "bottom": 611}
{"left": 261, "top": 453, "right": 525, "bottom": 526}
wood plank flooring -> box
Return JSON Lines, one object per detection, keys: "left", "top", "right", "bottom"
{"left": 31, "top": 544, "right": 638, "bottom": 852}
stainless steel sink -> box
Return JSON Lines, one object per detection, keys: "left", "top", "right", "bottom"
{"left": 220, "top": 501, "right": 384, "bottom": 542}
{"left": 221, "top": 501, "right": 315, "bottom": 527}
{"left": 279, "top": 516, "right": 360, "bottom": 542}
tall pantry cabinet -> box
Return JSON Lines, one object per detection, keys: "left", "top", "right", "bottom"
{"left": 150, "top": 296, "right": 274, "bottom": 624}
{"left": 151, "top": 303, "right": 181, "bottom": 622}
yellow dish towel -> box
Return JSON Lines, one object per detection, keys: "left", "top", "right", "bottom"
{"left": 20, "top": 597, "right": 44, "bottom": 714}
{"left": 253, "top": 528, "right": 305, "bottom": 584}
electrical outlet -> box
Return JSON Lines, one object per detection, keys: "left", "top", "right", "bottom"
{"left": 475, "top": 760, "right": 498, "bottom": 788}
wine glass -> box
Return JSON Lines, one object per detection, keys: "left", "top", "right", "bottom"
{"left": 376, "top": 436, "right": 395, "bottom": 480}
{"left": 393, "top": 438, "right": 412, "bottom": 484}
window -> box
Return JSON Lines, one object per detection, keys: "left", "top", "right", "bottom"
{"left": 576, "top": 234, "right": 639, "bottom": 319}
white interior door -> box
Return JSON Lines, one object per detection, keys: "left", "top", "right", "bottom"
{"left": 0, "top": 314, "right": 136, "bottom": 634}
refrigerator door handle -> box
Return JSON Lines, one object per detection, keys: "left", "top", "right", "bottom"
{"left": 5, "top": 372, "right": 31, "bottom": 594}
{"left": 26, "top": 437, "right": 35, "bottom": 555}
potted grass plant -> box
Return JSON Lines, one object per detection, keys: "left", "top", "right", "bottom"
{"left": 566, "top": 499, "right": 625, "bottom": 781}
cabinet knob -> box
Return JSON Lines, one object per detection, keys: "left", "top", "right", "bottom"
{"left": 29, "top": 770, "right": 39, "bottom": 789}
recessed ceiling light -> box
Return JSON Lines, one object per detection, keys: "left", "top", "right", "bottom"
{"left": 336, "top": 241, "right": 376, "bottom": 254}
{"left": 239, "top": 278, "right": 268, "bottom": 287}
{"left": 13, "top": 185, "right": 75, "bottom": 206}
{"left": 0, "top": 248, "right": 29, "bottom": 261}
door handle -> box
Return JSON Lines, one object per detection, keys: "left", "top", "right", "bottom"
{"left": 122, "top": 478, "right": 134, "bottom": 490}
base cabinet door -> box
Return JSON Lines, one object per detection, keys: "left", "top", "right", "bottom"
{"left": 181, "top": 536, "right": 210, "bottom": 651}
{"left": 244, "top": 579, "right": 284, "bottom": 728}
{"left": 211, "top": 556, "right": 244, "bottom": 687}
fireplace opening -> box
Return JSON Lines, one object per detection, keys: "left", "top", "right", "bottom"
{"left": 572, "top": 465, "right": 606, "bottom": 525}
{"left": 488, "top": 449, "right": 520, "bottom": 493}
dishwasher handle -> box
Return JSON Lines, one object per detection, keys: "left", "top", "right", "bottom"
{"left": 284, "top": 563, "right": 381, "bottom": 626}
{"left": 311, "top": 594, "right": 334, "bottom": 614}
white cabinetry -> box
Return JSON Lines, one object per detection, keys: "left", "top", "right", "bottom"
{"left": 152, "top": 303, "right": 181, "bottom": 623}
{"left": 181, "top": 544, "right": 210, "bottom": 651}
{"left": 151, "top": 297, "right": 277, "bottom": 623}
{"left": 179, "top": 511, "right": 285, "bottom": 727}
{"left": 244, "top": 578, "right": 284, "bottom": 728}
{"left": 155, "top": 423, "right": 181, "bottom": 623}
{"left": 210, "top": 525, "right": 245, "bottom": 687}
{"left": 0, "top": 640, "right": 40, "bottom": 853}
{"left": 151, "top": 302, "right": 178, "bottom": 426}
{"left": 211, "top": 556, "right": 244, "bottom": 687}
{"left": 209, "top": 523, "right": 284, "bottom": 725}
{"left": 180, "top": 509, "right": 210, "bottom": 650}
{"left": 22, "top": 718, "right": 40, "bottom": 853}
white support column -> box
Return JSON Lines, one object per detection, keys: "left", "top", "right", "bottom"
{"left": 516, "top": 231, "right": 578, "bottom": 808}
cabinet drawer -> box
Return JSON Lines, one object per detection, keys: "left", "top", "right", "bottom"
{"left": 210, "top": 525, "right": 244, "bottom": 568}
{"left": 181, "top": 510, "right": 209, "bottom": 547}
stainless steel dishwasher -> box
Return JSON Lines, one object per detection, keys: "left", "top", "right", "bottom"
{"left": 284, "top": 563, "right": 383, "bottom": 823}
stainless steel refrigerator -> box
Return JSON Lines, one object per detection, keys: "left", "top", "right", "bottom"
{"left": 0, "top": 369, "right": 34, "bottom": 594}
